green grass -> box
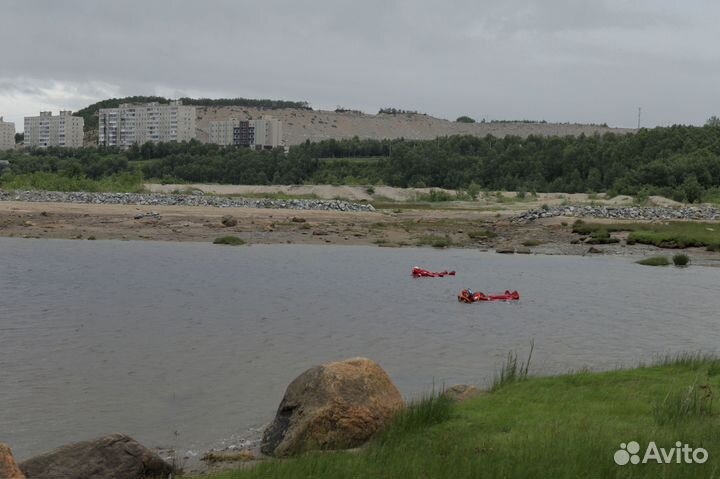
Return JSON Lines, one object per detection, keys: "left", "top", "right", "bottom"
{"left": 213, "top": 236, "right": 246, "bottom": 246}
{"left": 415, "top": 190, "right": 459, "bottom": 202}
{"left": 572, "top": 221, "right": 622, "bottom": 244}
{"left": 377, "top": 393, "right": 455, "bottom": 443}
{"left": 636, "top": 256, "right": 670, "bottom": 266}
{"left": 652, "top": 383, "right": 713, "bottom": 425}
{"left": 628, "top": 223, "right": 720, "bottom": 248}
{"left": 0, "top": 171, "right": 145, "bottom": 193}
{"left": 703, "top": 191, "right": 720, "bottom": 205}
{"left": 672, "top": 254, "right": 690, "bottom": 266}
{"left": 491, "top": 341, "right": 534, "bottom": 391}
{"left": 572, "top": 220, "right": 632, "bottom": 235}
{"left": 488, "top": 191, "right": 536, "bottom": 204}
{"left": 585, "top": 228, "right": 620, "bottom": 244}
{"left": 189, "top": 355, "right": 720, "bottom": 479}
{"left": 573, "top": 220, "right": 720, "bottom": 249}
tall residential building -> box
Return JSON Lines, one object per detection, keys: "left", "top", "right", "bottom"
{"left": 98, "top": 101, "right": 196, "bottom": 148}
{"left": 233, "top": 121, "right": 255, "bottom": 148}
{"left": 209, "top": 117, "right": 282, "bottom": 149}
{"left": 0, "top": 117, "right": 15, "bottom": 151}
{"left": 24, "top": 111, "right": 84, "bottom": 148}
{"left": 251, "top": 117, "right": 283, "bottom": 149}
{"left": 208, "top": 118, "right": 238, "bottom": 146}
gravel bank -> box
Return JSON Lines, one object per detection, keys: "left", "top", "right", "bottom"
{"left": 0, "top": 190, "right": 375, "bottom": 212}
{"left": 513, "top": 205, "right": 720, "bottom": 223}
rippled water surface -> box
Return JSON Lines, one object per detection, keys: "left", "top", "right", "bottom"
{"left": 1, "top": 238, "right": 718, "bottom": 459}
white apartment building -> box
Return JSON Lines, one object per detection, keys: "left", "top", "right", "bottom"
{"left": 98, "top": 101, "right": 196, "bottom": 148}
{"left": 252, "top": 117, "right": 283, "bottom": 149}
{"left": 24, "top": 111, "right": 84, "bottom": 148}
{"left": 208, "top": 118, "right": 237, "bottom": 146}
{"left": 0, "top": 117, "right": 15, "bottom": 151}
{"left": 208, "top": 117, "right": 283, "bottom": 149}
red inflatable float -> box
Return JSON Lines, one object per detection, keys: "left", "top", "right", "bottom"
{"left": 458, "top": 289, "right": 520, "bottom": 303}
{"left": 412, "top": 267, "right": 456, "bottom": 278}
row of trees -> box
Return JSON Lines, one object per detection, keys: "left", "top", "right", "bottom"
{"left": 2, "top": 124, "right": 720, "bottom": 202}
{"left": 378, "top": 108, "right": 423, "bottom": 115}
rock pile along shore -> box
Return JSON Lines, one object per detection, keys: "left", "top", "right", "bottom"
{"left": 0, "top": 190, "right": 375, "bottom": 212}
{"left": 513, "top": 205, "right": 720, "bottom": 223}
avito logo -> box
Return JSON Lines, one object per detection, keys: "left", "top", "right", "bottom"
{"left": 614, "top": 441, "right": 708, "bottom": 465}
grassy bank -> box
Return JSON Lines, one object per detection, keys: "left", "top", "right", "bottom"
{"left": 636, "top": 256, "right": 671, "bottom": 266}
{"left": 573, "top": 220, "right": 720, "bottom": 250}
{"left": 191, "top": 355, "right": 720, "bottom": 479}
{"left": 0, "top": 171, "right": 145, "bottom": 193}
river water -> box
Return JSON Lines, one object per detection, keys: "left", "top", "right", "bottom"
{"left": 1, "top": 238, "right": 718, "bottom": 459}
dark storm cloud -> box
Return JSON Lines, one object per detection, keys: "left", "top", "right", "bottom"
{"left": 1, "top": 0, "right": 719, "bottom": 129}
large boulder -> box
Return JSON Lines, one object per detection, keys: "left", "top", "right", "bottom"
{"left": 19, "top": 434, "right": 172, "bottom": 479}
{"left": 261, "top": 357, "right": 404, "bottom": 456}
{"left": 0, "top": 444, "right": 25, "bottom": 479}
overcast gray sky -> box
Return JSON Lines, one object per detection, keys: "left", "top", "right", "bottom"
{"left": 1, "top": 0, "right": 719, "bottom": 130}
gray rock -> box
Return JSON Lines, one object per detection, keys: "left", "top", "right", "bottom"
{"left": 0, "top": 189, "right": 375, "bottom": 213}
{"left": 512, "top": 204, "right": 720, "bottom": 223}
{"left": 221, "top": 215, "right": 238, "bottom": 227}
{"left": 19, "top": 434, "right": 173, "bottom": 479}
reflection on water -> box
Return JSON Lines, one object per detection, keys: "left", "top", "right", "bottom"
{"left": 1, "top": 238, "right": 717, "bottom": 458}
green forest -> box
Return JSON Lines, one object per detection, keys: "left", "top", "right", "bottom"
{"left": 2, "top": 125, "right": 720, "bottom": 202}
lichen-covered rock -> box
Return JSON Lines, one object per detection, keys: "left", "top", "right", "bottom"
{"left": 19, "top": 434, "right": 172, "bottom": 479}
{"left": 261, "top": 357, "right": 404, "bottom": 456}
{"left": 442, "top": 384, "right": 485, "bottom": 403}
{"left": 0, "top": 444, "right": 25, "bottom": 479}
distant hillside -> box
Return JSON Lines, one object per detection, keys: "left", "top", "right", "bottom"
{"left": 195, "top": 106, "right": 636, "bottom": 145}
{"left": 76, "top": 96, "right": 311, "bottom": 132}
{"left": 78, "top": 96, "right": 635, "bottom": 145}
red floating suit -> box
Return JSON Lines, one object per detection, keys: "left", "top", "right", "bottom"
{"left": 458, "top": 289, "right": 520, "bottom": 303}
{"left": 412, "top": 267, "right": 456, "bottom": 278}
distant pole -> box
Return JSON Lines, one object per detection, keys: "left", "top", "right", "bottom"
{"left": 637, "top": 107, "right": 642, "bottom": 129}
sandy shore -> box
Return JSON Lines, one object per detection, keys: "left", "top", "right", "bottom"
{"left": 2, "top": 199, "right": 720, "bottom": 267}
{"left": 0, "top": 199, "right": 490, "bottom": 245}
